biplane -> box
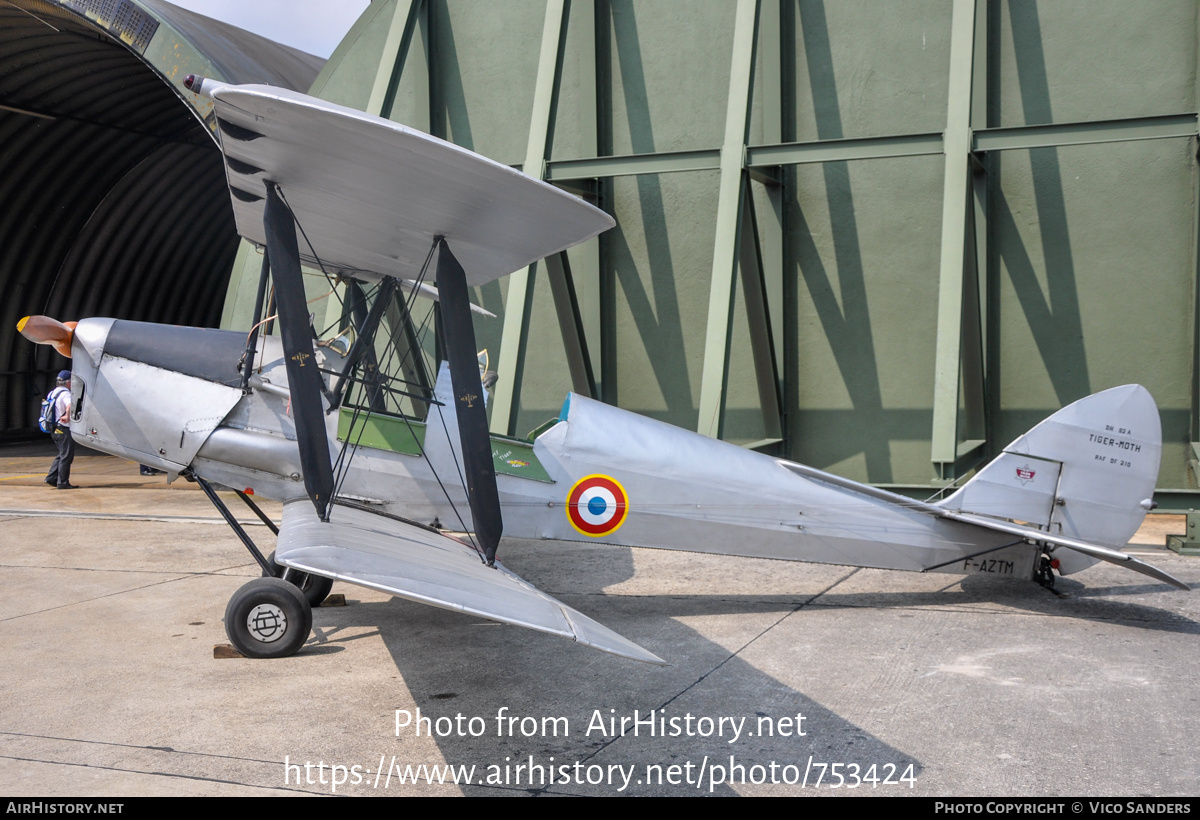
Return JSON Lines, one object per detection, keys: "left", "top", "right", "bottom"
{"left": 17, "top": 78, "right": 1188, "bottom": 665}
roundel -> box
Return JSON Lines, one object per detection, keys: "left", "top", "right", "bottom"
{"left": 566, "top": 474, "right": 629, "bottom": 537}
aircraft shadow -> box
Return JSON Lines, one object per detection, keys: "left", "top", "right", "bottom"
{"left": 311, "top": 596, "right": 922, "bottom": 796}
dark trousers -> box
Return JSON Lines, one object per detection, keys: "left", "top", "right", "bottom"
{"left": 47, "top": 427, "right": 74, "bottom": 487}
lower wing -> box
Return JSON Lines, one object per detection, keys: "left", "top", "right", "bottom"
{"left": 274, "top": 499, "right": 664, "bottom": 665}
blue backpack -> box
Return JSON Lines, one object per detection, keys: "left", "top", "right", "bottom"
{"left": 39, "top": 386, "right": 68, "bottom": 433}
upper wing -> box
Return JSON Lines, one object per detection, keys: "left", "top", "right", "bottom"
{"left": 275, "top": 499, "right": 664, "bottom": 665}
{"left": 197, "top": 80, "right": 614, "bottom": 286}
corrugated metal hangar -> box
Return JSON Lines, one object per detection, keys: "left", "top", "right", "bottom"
{"left": 9, "top": 0, "right": 1200, "bottom": 506}
{"left": 0, "top": 0, "right": 320, "bottom": 435}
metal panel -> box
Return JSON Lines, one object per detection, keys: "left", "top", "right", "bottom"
{"left": 210, "top": 83, "right": 614, "bottom": 288}
{"left": 81, "top": 354, "right": 243, "bottom": 471}
{"left": 277, "top": 498, "right": 664, "bottom": 664}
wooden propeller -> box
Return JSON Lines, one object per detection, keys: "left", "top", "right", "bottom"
{"left": 17, "top": 315, "right": 76, "bottom": 358}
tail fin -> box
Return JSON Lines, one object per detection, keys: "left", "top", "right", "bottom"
{"left": 939, "top": 385, "right": 1161, "bottom": 574}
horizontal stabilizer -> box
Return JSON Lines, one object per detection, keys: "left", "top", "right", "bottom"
{"left": 943, "top": 509, "right": 1189, "bottom": 590}
{"left": 275, "top": 500, "right": 664, "bottom": 664}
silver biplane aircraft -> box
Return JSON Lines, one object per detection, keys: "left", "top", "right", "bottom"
{"left": 17, "top": 79, "right": 1188, "bottom": 665}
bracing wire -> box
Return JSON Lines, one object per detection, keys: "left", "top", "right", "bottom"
{"left": 267, "top": 198, "right": 481, "bottom": 553}
{"left": 321, "top": 241, "right": 483, "bottom": 557}
{"left": 277, "top": 186, "right": 345, "bottom": 313}
{"left": 268, "top": 187, "right": 478, "bottom": 543}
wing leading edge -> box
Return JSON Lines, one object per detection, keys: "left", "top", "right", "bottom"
{"left": 274, "top": 500, "right": 664, "bottom": 665}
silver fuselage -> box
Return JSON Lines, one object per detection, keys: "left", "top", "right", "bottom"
{"left": 66, "top": 317, "right": 1047, "bottom": 583}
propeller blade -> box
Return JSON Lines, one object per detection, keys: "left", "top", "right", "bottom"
{"left": 17, "top": 316, "right": 76, "bottom": 358}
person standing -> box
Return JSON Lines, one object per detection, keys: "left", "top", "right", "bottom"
{"left": 44, "top": 370, "right": 77, "bottom": 490}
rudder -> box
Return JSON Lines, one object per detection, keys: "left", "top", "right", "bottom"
{"left": 939, "top": 385, "right": 1160, "bottom": 573}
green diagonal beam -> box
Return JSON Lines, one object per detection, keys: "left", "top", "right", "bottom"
{"left": 491, "top": 0, "right": 570, "bottom": 436}
{"left": 1183, "top": 2, "right": 1200, "bottom": 485}
{"left": 573, "top": 0, "right": 603, "bottom": 401}
{"left": 738, "top": 188, "right": 782, "bottom": 441}
{"left": 366, "top": 0, "right": 422, "bottom": 118}
{"left": 544, "top": 251, "right": 596, "bottom": 397}
{"left": 696, "top": 0, "right": 760, "bottom": 439}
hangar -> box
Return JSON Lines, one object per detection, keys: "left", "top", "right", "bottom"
{"left": 0, "top": 0, "right": 320, "bottom": 436}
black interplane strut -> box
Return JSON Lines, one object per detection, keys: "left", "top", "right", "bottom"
{"left": 436, "top": 238, "right": 503, "bottom": 564}
{"left": 263, "top": 183, "right": 336, "bottom": 520}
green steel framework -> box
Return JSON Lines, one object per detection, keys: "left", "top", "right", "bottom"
{"left": 300, "top": 0, "right": 1200, "bottom": 503}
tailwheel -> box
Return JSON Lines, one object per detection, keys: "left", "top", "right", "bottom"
{"left": 225, "top": 577, "right": 312, "bottom": 658}
{"left": 1034, "top": 553, "right": 1069, "bottom": 598}
{"left": 263, "top": 550, "right": 334, "bottom": 607}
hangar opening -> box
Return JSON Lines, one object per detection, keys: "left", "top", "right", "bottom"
{"left": 0, "top": 0, "right": 321, "bottom": 437}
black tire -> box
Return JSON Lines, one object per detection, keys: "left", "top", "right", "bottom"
{"left": 262, "top": 550, "right": 334, "bottom": 607}
{"left": 224, "top": 577, "right": 312, "bottom": 659}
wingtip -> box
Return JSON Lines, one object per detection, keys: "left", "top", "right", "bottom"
{"left": 576, "top": 633, "right": 667, "bottom": 666}
{"left": 558, "top": 604, "right": 667, "bottom": 665}
{"left": 1142, "top": 561, "right": 1190, "bottom": 593}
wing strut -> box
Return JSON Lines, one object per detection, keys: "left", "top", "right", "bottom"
{"left": 263, "top": 183, "right": 336, "bottom": 520}
{"left": 238, "top": 249, "right": 271, "bottom": 393}
{"left": 328, "top": 277, "right": 397, "bottom": 411}
{"left": 436, "top": 238, "right": 503, "bottom": 564}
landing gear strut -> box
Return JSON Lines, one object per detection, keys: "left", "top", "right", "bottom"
{"left": 191, "top": 474, "right": 321, "bottom": 657}
{"left": 263, "top": 550, "right": 334, "bottom": 607}
{"left": 1034, "top": 553, "right": 1055, "bottom": 589}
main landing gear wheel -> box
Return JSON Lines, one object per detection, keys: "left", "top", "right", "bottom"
{"left": 263, "top": 550, "right": 334, "bottom": 607}
{"left": 225, "top": 577, "right": 312, "bottom": 659}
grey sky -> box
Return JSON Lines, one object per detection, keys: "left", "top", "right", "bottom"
{"left": 166, "top": 0, "right": 370, "bottom": 58}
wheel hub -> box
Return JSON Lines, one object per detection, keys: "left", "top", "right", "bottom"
{"left": 246, "top": 603, "right": 287, "bottom": 642}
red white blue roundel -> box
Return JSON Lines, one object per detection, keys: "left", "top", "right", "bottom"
{"left": 566, "top": 474, "right": 629, "bottom": 537}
